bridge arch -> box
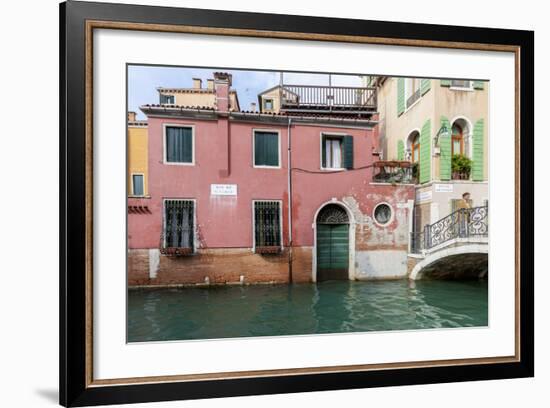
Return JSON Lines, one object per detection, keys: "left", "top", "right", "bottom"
{"left": 410, "top": 244, "right": 488, "bottom": 280}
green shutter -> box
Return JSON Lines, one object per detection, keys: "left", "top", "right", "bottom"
{"left": 321, "top": 135, "right": 327, "bottom": 168}
{"left": 439, "top": 116, "right": 451, "bottom": 181}
{"left": 343, "top": 135, "right": 354, "bottom": 170}
{"left": 254, "top": 132, "right": 279, "bottom": 166}
{"left": 419, "top": 119, "right": 431, "bottom": 184}
{"left": 440, "top": 79, "right": 451, "bottom": 87}
{"left": 397, "top": 78, "right": 405, "bottom": 116}
{"left": 421, "top": 79, "right": 431, "bottom": 95}
{"left": 397, "top": 140, "right": 404, "bottom": 160}
{"left": 473, "top": 80, "right": 485, "bottom": 90}
{"left": 472, "top": 119, "right": 485, "bottom": 181}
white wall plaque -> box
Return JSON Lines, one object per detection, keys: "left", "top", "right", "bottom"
{"left": 210, "top": 184, "right": 238, "bottom": 196}
{"left": 416, "top": 190, "right": 433, "bottom": 203}
{"left": 435, "top": 184, "right": 454, "bottom": 193}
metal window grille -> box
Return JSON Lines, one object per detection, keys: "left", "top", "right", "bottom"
{"left": 162, "top": 200, "right": 194, "bottom": 250}
{"left": 254, "top": 201, "right": 281, "bottom": 248}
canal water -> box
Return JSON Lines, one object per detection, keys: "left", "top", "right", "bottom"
{"left": 127, "top": 280, "right": 488, "bottom": 342}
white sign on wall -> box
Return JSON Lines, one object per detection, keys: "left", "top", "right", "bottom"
{"left": 416, "top": 190, "right": 433, "bottom": 203}
{"left": 435, "top": 184, "right": 454, "bottom": 193}
{"left": 210, "top": 184, "right": 238, "bottom": 196}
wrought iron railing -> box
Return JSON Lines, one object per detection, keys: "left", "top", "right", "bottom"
{"left": 372, "top": 161, "right": 417, "bottom": 184}
{"left": 280, "top": 85, "right": 377, "bottom": 111}
{"left": 410, "top": 205, "right": 488, "bottom": 254}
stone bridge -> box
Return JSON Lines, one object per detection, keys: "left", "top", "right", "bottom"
{"left": 408, "top": 206, "right": 488, "bottom": 280}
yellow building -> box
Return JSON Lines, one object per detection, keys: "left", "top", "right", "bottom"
{"left": 127, "top": 111, "right": 148, "bottom": 197}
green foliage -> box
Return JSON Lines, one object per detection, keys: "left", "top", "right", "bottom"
{"left": 411, "top": 162, "right": 419, "bottom": 179}
{"left": 451, "top": 154, "right": 472, "bottom": 175}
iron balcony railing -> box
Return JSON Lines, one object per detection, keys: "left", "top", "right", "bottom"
{"left": 280, "top": 85, "right": 377, "bottom": 112}
{"left": 410, "top": 205, "right": 488, "bottom": 254}
{"left": 372, "top": 161, "right": 417, "bottom": 184}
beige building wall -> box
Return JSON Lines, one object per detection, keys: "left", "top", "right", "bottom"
{"left": 379, "top": 78, "right": 488, "bottom": 182}
{"left": 433, "top": 83, "right": 489, "bottom": 182}
{"left": 159, "top": 90, "right": 239, "bottom": 111}
{"left": 377, "top": 77, "right": 490, "bottom": 229}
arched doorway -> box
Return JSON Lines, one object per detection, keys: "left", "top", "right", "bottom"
{"left": 316, "top": 204, "right": 350, "bottom": 282}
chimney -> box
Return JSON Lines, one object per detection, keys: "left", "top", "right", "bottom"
{"left": 250, "top": 102, "right": 257, "bottom": 112}
{"left": 192, "top": 78, "right": 202, "bottom": 89}
{"left": 213, "top": 72, "right": 232, "bottom": 112}
{"left": 127, "top": 111, "right": 136, "bottom": 122}
{"left": 207, "top": 79, "right": 214, "bottom": 90}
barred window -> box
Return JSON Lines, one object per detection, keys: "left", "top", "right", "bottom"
{"left": 163, "top": 200, "right": 194, "bottom": 249}
{"left": 254, "top": 201, "right": 281, "bottom": 249}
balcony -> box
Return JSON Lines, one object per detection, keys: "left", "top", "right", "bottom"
{"left": 372, "top": 161, "right": 417, "bottom": 184}
{"left": 279, "top": 85, "right": 377, "bottom": 114}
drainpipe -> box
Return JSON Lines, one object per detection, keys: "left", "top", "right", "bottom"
{"left": 287, "top": 117, "right": 293, "bottom": 283}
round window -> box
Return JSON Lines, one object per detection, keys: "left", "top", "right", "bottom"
{"left": 374, "top": 203, "right": 392, "bottom": 225}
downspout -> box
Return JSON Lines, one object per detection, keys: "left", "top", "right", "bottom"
{"left": 287, "top": 117, "right": 293, "bottom": 283}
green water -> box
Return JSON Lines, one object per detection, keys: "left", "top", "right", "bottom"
{"left": 127, "top": 280, "right": 488, "bottom": 342}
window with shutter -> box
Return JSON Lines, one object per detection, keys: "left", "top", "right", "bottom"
{"left": 472, "top": 119, "right": 485, "bottom": 181}
{"left": 397, "top": 140, "right": 405, "bottom": 161}
{"left": 321, "top": 134, "right": 353, "bottom": 170}
{"left": 419, "top": 119, "right": 431, "bottom": 184}
{"left": 439, "top": 116, "right": 452, "bottom": 181}
{"left": 165, "top": 126, "right": 194, "bottom": 164}
{"left": 397, "top": 78, "right": 405, "bottom": 116}
{"left": 254, "top": 131, "right": 280, "bottom": 167}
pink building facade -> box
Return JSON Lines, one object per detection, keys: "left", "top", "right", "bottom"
{"left": 128, "top": 74, "right": 415, "bottom": 286}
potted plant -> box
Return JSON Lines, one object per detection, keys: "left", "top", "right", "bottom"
{"left": 451, "top": 154, "right": 472, "bottom": 180}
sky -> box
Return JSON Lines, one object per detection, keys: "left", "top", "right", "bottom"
{"left": 128, "top": 65, "right": 364, "bottom": 120}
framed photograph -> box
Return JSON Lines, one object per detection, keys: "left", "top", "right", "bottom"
{"left": 60, "top": 0, "right": 534, "bottom": 406}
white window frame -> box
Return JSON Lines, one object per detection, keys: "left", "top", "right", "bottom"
{"left": 372, "top": 202, "right": 394, "bottom": 227}
{"left": 320, "top": 132, "right": 346, "bottom": 171}
{"left": 450, "top": 80, "right": 474, "bottom": 91}
{"left": 251, "top": 199, "right": 284, "bottom": 252}
{"left": 252, "top": 128, "right": 282, "bottom": 169}
{"left": 130, "top": 172, "right": 145, "bottom": 197}
{"left": 263, "top": 98, "right": 274, "bottom": 111}
{"left": 162, "top": 123, "right": 196, "bottom": 166}
{"left": 162, "top": 198, "right": 197, "bottom": 252}
{"left": 161, "top": 94, "right": 175, "bottom": 104}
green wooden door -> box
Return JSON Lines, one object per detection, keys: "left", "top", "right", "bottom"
{"left": 317, "top": 224, "right": 349, "bottom": 281}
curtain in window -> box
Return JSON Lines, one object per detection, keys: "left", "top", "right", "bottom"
{"left": 166, "top": 127, "right": 192, "bottom": 163}
{"left": 325, "top": 138, "right": 342, "bottom": 168}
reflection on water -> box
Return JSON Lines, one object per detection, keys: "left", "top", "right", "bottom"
{"left": 127, "top": 280, "right": 488, "bottom": 342}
